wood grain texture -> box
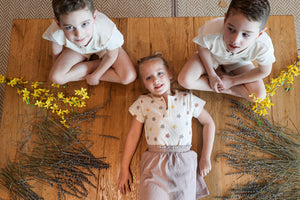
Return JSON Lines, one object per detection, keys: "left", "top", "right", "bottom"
{"left": 0, "top": 16, "right": 298, "bottom": 200}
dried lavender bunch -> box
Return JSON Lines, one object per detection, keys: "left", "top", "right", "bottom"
{"left": 0, "top": 161, "right": 42, "bottom": 200}
{"left": 216, "top": 100, "right": 300, "bottom": 200}
{"left": 0, "top": 117, "right": 110, "bottom": 200}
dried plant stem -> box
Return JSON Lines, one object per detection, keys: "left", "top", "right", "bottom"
{"left": 217, "top": 100, "right": 300, "bottom": 200}
{"left": 0, "top": 115, "right": 111, "bottom": 199}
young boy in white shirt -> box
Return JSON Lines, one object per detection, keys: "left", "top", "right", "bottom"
{"left": 43, "top": 0, "right": 136, "bottom": 85}
{"left": 178, "top": 0, "right": 275, "bottom": 101}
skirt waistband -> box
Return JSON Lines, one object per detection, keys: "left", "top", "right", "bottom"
{"left": 147, "top": 145, "right": 191, "bottom": 153}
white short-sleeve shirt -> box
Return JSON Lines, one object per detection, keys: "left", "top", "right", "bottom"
{"left": 193, "top": 17, "right": 276, "bottom": 68}
{"left": 42, "top": 11, "right": 124, "bottom": 58}
{"left": 129, "top": 90, "right": 206, "bottom": 146}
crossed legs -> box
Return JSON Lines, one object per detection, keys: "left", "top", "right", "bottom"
{"left": 178, "top": 54, "right": 266, "bottom": 101}
{"left": 49, "top": 47, "right": 136, "bottom": 85}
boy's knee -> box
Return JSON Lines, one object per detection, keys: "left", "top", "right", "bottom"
{"left": 49, "top": 74, "right": 67, "bottom": 85}
{"left": 178, "top": 74, "right": 193, "bottom": 89}
{"left": 120, "top": 70, "right": 137, "bottom": 85}
{"left": 248, "top": 89, "right": 266, "bottom": 102}
{"left": 256, "top": 90, "right": 267, "bottom": 100}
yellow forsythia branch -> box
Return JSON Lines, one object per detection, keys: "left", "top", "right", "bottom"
{"left": 250, "top": 54, "right": 300, "bottom": 116}
{"left": 0, "top": 76, "right": 89, "bottom": 128}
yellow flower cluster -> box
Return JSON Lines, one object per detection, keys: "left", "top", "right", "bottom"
{"left": 250, "top": 54, "right": 300, "bottom": 116}
{"left": 0, "top": 76, "right": 89, "bottom": 128}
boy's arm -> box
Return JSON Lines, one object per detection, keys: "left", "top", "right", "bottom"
{"left": 51, "top": 42, "right": 63, "bottom": 63}
{"left": 221, "top": 63, "right": 272, "bottom": 89}
{"left": 196, "top": 108, "right": 215, "bottom": 177}
{"left": 197, "top": 45, "right": 224, "bottom": 92}
{"left": 86, "top": 48, "right": 119, "bottom": 85}
{"left": 117, "top": 117, "right": 143, "bottom": 195}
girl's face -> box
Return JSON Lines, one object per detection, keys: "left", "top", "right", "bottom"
{"left": 223, "top": 12, "right": 263, "bottom": 54}
{"left": 58, "top": 8, "right": 96, "bottom": 47}
{"left": 139, "top": 58, "right": 172, "bottom": 98}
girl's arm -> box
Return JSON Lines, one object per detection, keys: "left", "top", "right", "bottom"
{"left": 51, "top": 42, "right": 63, "bottom": 63}
{"left": 86, "top": 48, "right": 119, "bottom": 85}
{"left": 117, "top": 116, "right": 143, "bottom": 195}
{"left": 196, "top": 108, "right": 215, "bottom": 177}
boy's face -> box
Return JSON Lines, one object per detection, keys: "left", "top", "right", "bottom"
{"left": 223, "top": 12, "right": 264, "bottom": 54}
{"left": 139, "top": 59, "right": 172, "bottom": 98}
{"left": 58, "top": 8, "right": 96, "bottom": 47}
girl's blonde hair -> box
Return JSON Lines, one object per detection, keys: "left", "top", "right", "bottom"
{"left": 137, "top": 52, "right": 170, "bottom": 74}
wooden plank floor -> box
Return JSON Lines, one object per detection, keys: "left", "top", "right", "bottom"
{"left": 0, "top": 16, "right": 298, "bottom": 200}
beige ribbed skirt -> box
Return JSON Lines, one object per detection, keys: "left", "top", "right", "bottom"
{"left": 140, "top": 145, "right": 209, "bottom": 200}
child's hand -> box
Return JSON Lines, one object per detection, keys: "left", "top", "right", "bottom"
{"left": 86, "top": 74, "right": 100, "bottom": 85}
{"left": 208, "top": 75, "right": 224, "bottom": 93}
{"left": 199, "top": 157, "right": 211, "bottom": 177}
{"left": 117, "top": 168, "right": 133, "bottom": 195}
{"left": 220, "top": 74, "right": 233, "bottom": 90}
